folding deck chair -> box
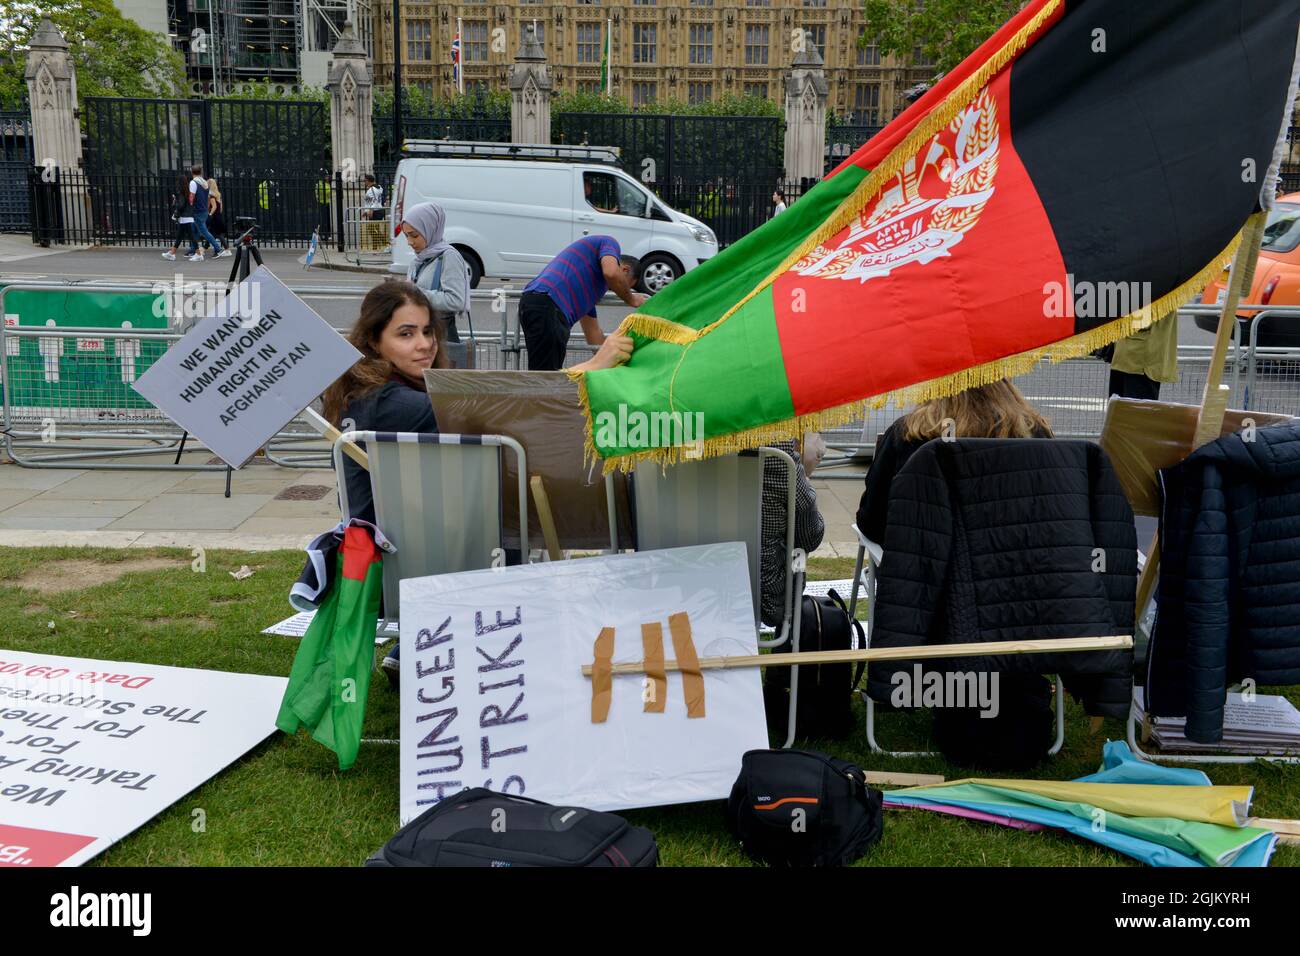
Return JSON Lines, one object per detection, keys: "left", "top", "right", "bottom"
{"left": 333, "top": 430, "right": 529, "bottom": 630}
{"left": 334, "top": 430, "right": 529, "bottom": 747}
{"left": 1097, "top": 397, "right": 1300, "bottom": 764}
{"left": 630, "top": 447, "right": 807, "bottom": 746}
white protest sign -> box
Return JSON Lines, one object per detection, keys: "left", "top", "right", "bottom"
{"left": 0, "top": 651, "right": 286, "bottom": 867}
{"left": 398, "top": 542, "right": 768, "bottom": 823}
{"left": 131, "top": 265, "right": 362, "bottom": 468}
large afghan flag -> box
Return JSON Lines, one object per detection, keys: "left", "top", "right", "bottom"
{"left": 576, "top": 0, "right": 1300, "bottom": 468}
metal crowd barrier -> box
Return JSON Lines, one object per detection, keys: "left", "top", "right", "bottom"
{"left": 7, "top": 279, "right": 1288, "bottom": 477}
{"left": 0, "top": 281, "right": 601, "bottom": 472}
{"left": 813, "top": 305, "right": 1260, "bottom": 478}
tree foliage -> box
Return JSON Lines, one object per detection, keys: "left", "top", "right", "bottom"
{"left": 372, "top": 85, "right": 511, "bottom": 119}
{"left": 0, "top": 0, "right": 184, "bottom": 109}
{"left": 861, "top": 0, "right": 1027, "bottom": 76}
{"left": 552, "top": 90, "right": 781, "bottom": 118}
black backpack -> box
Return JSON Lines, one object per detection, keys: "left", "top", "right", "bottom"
{"left": 765, "top": 588, "right": 865, "bottom": 739}
{"left": 364, "top": 788, "right": 658, "bottom": 867}
{"left": 727, "top": 749, "right": 884, "bottom": 867}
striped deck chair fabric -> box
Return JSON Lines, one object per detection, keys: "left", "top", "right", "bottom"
{"left": 336, "top": 431, "right": 527, "bottom": 626}
{"left": 632, "top": 452, "right": 766, "bottom": 626}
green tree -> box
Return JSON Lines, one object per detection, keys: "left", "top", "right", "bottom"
{"left": 0, "top": 0, "right": 184, "bottom": 109}
{"left": 861, "top": 0, "right": 1027, "bottom": 76}
{"left": 373, "top": 86, "right": 510, "bottom": 119}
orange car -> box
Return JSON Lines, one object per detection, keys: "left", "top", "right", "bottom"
{"left": 1196, "top": 192, "right": 1300, "bottom": 347}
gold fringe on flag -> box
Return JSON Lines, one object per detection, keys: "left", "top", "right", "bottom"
{"left": 573, "top": 227, "right": 1244, "bottom": 474}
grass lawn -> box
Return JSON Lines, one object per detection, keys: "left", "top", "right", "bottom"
{"left": 1, "top": 546, "right": 1297, "bottom": 867}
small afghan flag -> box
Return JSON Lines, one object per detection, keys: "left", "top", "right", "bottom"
{"left": 276, "top": 525, "right": 383, "bottom": 770}
{"left": 574, "top": 0, "right": 1300, "bottom": 470}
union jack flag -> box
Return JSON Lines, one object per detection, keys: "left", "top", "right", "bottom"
{"left": 451, "top": 32, "right": 461, "bottom": 91}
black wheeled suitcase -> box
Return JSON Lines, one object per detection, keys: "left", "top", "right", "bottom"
{"left": 364, "top": 788, "right": 659, "bottom": 867}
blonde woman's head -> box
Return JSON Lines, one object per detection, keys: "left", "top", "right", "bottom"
{"left": 900, "top": 379, "right": 1052, "bottom": 442}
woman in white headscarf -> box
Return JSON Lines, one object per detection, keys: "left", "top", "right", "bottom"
{"left": 399, "top": 201, "right": 469, "bottom": 343}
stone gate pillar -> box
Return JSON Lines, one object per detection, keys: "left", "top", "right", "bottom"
{"left": 783, "top": 34, "right": 829, "bottom": 184}
{"left": 509, "top": 24, "right": 552, "bottom": 145}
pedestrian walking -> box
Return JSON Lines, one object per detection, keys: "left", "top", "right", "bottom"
{"left": 362, "top": 174, "right": 384, "bottom": 221}
{"left": 519, "top": 235, "right": 646, "bottom": 371}
{"left": 187, "top": 164, "right": 230, "bottom": 260}
{"left": 206, "top": 177, "right": 227, "bottom": 246}
{"left": 773, "top": 189, "right": 787, "bottom": 216}
{"left": 161, "top": 175, "right": 198, "bottom": 262}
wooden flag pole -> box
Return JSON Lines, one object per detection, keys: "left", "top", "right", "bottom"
{"left": 580, "top": 634, "right": 1132, "bottom": 677}
{"left": 529, "top": 475, "right": 564, "bottom": 561}
{"left": 1133, "top": 210, "right": 1269, "bottom": 617}
{"left": 302, "top": 406, "right": 370, "bottom": 470}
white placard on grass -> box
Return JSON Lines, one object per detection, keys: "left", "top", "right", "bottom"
{"left": 0, "top": 651, "right": 285, "bottom": 867}
{"left": 398, "top": 542, "right": 768, "bottom": 823}
{"left": 131, "top": 266, "right": 361, "bottom": 468}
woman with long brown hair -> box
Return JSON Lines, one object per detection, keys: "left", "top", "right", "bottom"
{"left": 855, "top": 379, "right": 1052, "bottom": 543}
{"left": 322, "top": 280, "right": 451, "bottom": 526}
{"left": 322, "top": 279, "right": 450, "bottom": 689}
{"left": 322, "top": 279, "right": 633, "bottom": 688}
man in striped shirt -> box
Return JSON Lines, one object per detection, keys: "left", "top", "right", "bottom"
{"left": 520, "top": 235, "right": 647, "bottom": 371}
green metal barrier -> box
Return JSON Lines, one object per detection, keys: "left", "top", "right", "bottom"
{"left": 2, "top": 289, "right": 170, "bottom": 415}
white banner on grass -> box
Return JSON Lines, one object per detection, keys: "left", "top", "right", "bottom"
{"left": 131, "top": 266, "right": 361, "bottom": 468}
{"left": 0, "top": 651, "right": 285, "bottom": 867}
{"left": 398, "top": 542, "right": 768, "bottom": 823}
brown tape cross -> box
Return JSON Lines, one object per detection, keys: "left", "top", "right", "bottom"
{"left": 668, "top": 612, "right": 705, "bottom": 718}
{"left": 591, "top": 626, "right": 615, "bottom": 723}
{"left": 641, "top": 621, "right": 667, "bottom": 713}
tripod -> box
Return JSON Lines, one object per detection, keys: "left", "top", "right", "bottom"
{"left": 224, "top": 221, "right": 264, "bottom": 286}
{"left": 172, "top": 222, "right": 263, "bottom": 496}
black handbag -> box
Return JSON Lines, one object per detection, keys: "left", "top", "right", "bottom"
{"left": 727, "top": 749, "right": 884, "bottom": 867}
{"left": 364, "top": 788, "right": 658, "bottom": 867}
{"left": 764, "top": 588, "right": 865, "bottom": 739}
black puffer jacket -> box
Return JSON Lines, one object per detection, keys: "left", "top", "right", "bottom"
{"left": 865, "top": 438, "right": 1136, "bottom": 717}
{"left": 1147, "top": 422, "right": 1300, "bottom": 743}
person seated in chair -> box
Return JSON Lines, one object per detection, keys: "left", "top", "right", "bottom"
{"left": 760, "top": 435, "right": 826, "bottom": 630}
{"left": 320, "top": 280, "right": 634, "bottom": 688}
{"left": 855, "top": 380, "right": 1056, "bottom": 769}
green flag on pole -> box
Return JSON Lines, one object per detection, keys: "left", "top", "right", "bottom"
{"left": 601, "top": 20, "right": 610, "bottom": 94}
{"left": 276, "top": 525, "right": 384, "bottom": 770}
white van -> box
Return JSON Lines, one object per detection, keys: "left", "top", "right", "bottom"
{"left": 389, "top": 141, "right": 717, "bottom": 293}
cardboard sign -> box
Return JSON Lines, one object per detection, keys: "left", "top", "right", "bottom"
{"left": 0, "top": 651, "right": 286, "bottom": 867}
{"left": 398, "top": 543, "right": 768, "bottom": 823}
{"left": 131, "top": 266, "right": 361, "bottom": 468}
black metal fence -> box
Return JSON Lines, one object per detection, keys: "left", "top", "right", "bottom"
{"left": 82, "top": 96, "right": 329, "bottom": 179}
{"left": 826, "top": 119, "right": 884, "bottom": 173}
{"left": 555, "top": 112, "right": 783, "bottom": 186}
{"left": 1, "top": 106, "right": 34, "bottom": 232}
{"left": 646, "top": 180, "right": 813, "bottom": 248}
{"left": 29, "top": 167, "right": 339, "bottom": 249}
